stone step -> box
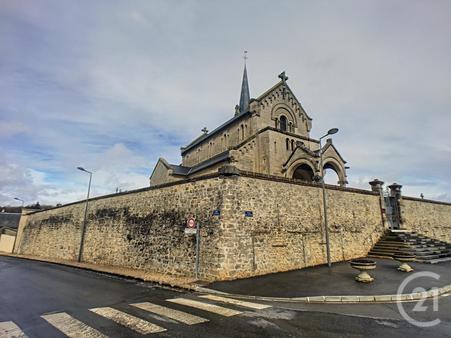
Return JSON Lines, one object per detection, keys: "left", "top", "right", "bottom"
{"left": 370, "top": 230, "right": 451, "bottom": 264}
{"left": 375, "top": 241, "right": 410, "bottom": 247}
{"left": 415, "top": 253, "right": 449, "bottom": 260}
{"left": 367, "top": 250, "right": 400, "bottom": 257}
{"left": 411, "top": 246, "right": 448, "bottom": 252}
{"left": 419, "top": 257, "right": 451, "bottom": 264}
{"left": 367, "top": 254, "right": 394, "bottom": 260}
{"left": 414, "top": 250, "right": 449, "bottom": 257}
{"left": 372, "top": 244, "right": 411, "bottom": 250}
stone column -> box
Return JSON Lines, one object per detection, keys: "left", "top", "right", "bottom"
{"left": 369, "top": 179, "right": 384, "bottom": 193}
{"left": 388, "top": 183, "right": 402, "bottom": 198}
{"left": 388, "top": 183, "right": 403, "bottom": 227}
{"left": 369, "top": 179, "right": 386, "bottom": 230}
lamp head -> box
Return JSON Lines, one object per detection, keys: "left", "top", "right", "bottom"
{"left": 327, "top": 128, "right": 339, "bottom": 135}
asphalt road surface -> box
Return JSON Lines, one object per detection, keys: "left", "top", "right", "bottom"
{"left": 1, "top": 256, "right": 450, "bottom": 337}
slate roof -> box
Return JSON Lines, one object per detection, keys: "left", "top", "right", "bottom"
{"left": 239, "top": 65, "right": 250, "bottom": 114}
{"left": 0, "top": 213, "right": 21, "bottom": 230}
{"left": 181, "top": 112, "right": 251, "bottom": 155}
{"left": 169, "top": 151, "right": 230, "bottom": 176}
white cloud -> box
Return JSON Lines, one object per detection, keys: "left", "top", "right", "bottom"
{"left": 0, "top": 0, "right": 450, "bottom": 204}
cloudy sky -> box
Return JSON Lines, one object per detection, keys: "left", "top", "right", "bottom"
{"left": 1, "top": 0, "right": 450, "bottom": 206}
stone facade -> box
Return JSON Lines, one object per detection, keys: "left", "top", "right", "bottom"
{"left": 17, "top": 176, "right": 226, "bottom": 280}
{"left": 401, "top": 197, "right": 451, "bottom": 243}
{"left": 216, "top": 174, "right": 383, "bottom": 279}
{"left": 16, "top": 172, "right": 451, "bottom": 281}
{"left": 149, "top": 72, "right": 348, "bottom": 187}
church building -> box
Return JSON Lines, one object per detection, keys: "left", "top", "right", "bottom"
{"left": 149, "top": 66, "right": 348, "bottom": 187}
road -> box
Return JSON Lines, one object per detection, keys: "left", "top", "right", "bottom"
{"left": 1, "top": 256, "right": 450, "bottom": 337}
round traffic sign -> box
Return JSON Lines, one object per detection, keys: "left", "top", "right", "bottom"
{"left": 186, "top": 217, "right": 196, "bottom": 229}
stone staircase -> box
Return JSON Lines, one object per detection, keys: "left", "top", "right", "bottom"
{"left": 368, "top": 230, "right": 451, "bottom": 264}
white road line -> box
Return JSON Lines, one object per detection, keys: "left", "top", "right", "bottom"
{"left": 0, "top": 321, "right": 28, "bottom": 338}
{"left": 199, "top": 295, "right": 271, "bottom": 310}
{"left": 131, "top": 302, "right": 209, "bottom": 325}
{"left": 41, "top": 312, "right": 107, "bottom": 338}
{"left": 90, "top": 307, "right": 166, "bottom": 335}
{"left": 167, "top": 298, "right": 242, "bottom": 317}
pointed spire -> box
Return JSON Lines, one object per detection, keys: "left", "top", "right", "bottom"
{"left": 238, "top": 51, "right": 250, "bottom": 114}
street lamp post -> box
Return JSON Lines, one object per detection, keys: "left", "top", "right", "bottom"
{"left": 12, "top": 197, "right": 25, "bottom": 254}
{"left": 14, "top": 197, "right": 24, "bottom": 207}
{"left": 319, "top": 128, "right": 339, "bottom": 269}
{"left": 77, "top": 167, "right": 92, "bottom": 263}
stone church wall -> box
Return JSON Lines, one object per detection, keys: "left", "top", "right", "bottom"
{"left": 15, "top": 172, "right": 451, "bottom": 281}
{"left": 182, "top": 115, "right": 253, "bottom": 167}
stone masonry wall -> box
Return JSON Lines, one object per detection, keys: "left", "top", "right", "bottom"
{"left": 17, "top": 176, "right": 226, "bottom": 280}
{"left": 402, "top": 197, "right": 451, "bottom": 243}
{"left": 217, "top": 174, "right": 384, "bottom": 280}
{"left": 15, "top": 172, "right": 451, "bottom": 282}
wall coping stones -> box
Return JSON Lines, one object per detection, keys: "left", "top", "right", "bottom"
{"left": 24, "top": 172, "right": 223, "bottom": 215}
{"left": 402, "top": 196, "right": 451, "bottom": 206}
{"left": 238, "top": 170, "right": 379, "bottom": 196}
{"left": 25, "top": 166, "right": 451, "bottom": 216}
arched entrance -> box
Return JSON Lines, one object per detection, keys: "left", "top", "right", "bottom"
{"left": 322, "top": 160, "right": 346, "bottom": 186}
{"left": 323, "top": 163, "right": 340, "bottom": 185}
{"left": 292, "top": 163, "right": 315, "bottom": 182}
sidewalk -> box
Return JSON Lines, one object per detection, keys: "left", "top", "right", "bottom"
{"left": 206, "top": 258, "right": 451, "bottom": 301}
{"left": 0, "top": 253, "right": 198, "bottom": 291}
{"left": 3, "top": 253, "right": 450, "bottom": 304}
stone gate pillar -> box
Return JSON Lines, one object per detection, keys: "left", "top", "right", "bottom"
{"left": 369, "top": 179, "right": 386, "bottom": 230}
{"left": 388, "top": 183, "right": 403, "bottom": 228}
{"left": 388, "top": 183, "right": 402, "bottom": 198}
{"left": 369, "top": 179, "right": 384, "bottom": 193}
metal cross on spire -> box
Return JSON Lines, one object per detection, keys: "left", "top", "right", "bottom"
{"left": 243, "top": 50, "right": 248, "bottom": 66}
{"left": 278, "top": 71, "right": 288, "bottom": 84}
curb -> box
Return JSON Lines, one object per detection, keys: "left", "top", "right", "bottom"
{"left": 194, "top": 285, "right": 451, "bottom": 304}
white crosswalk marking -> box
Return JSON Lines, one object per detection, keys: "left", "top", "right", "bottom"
{"left": 199, "top": 295, "right": 271, "bottom": 310}
{"left": 41, "top": 312, "right": 106, "bottom": 338}
{"left": 167, "top": 298, "right": 242, "bottom": 317}
{"left": 90, "top": 307, "right": 166, "bottom": 334}
{"left": 131, "top": 302, "right": 209, "bottom": 325}
{"left": 0, "top": 321, "right": 28, "bottom": 338}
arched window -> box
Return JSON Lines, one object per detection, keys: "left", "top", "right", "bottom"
{"left": 291, "top": 140, "right": 295, "bottom": 150}
{"left": 286, "top": 138, "right": 289, "bottom": 150}
{"left": 280, "top": 115, "right": 287, "bottom": 131}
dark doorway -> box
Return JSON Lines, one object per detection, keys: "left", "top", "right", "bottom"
{"left": 292, "top": 164, "right": 314, "bottom": 182}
